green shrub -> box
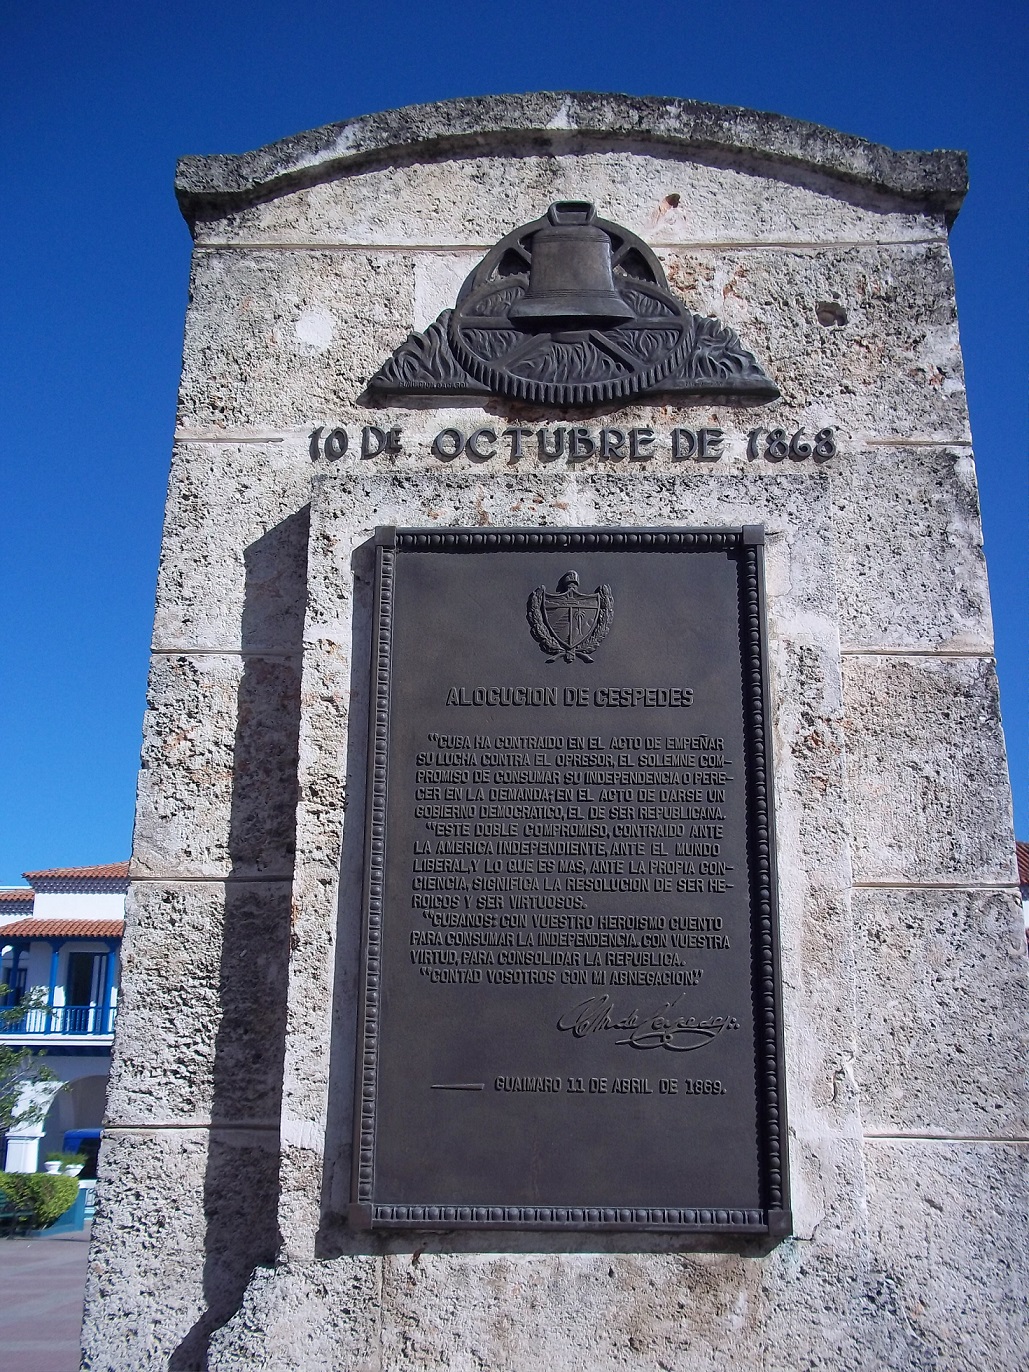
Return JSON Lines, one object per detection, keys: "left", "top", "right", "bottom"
{"left": 0, "top": 1171, "right": 80, "bottom": 1228}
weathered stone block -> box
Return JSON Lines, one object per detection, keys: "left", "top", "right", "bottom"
{"left": 133, "top": 652, "right": 301, "bottom": 879}
{"left": 663, "top": 242, "right": 968, "bottom": 441}
{"left": 412, "top": 251, "right": 479, "bottom": 331}
{"left": 174, "top": 244, "right": 966, "bottom": 445}
{"left": 82, "top": 1127, "right": 280, "bottom": 1372}
{"left": 207, "top": 1256, "right": 381, "bottom": 1372}
{"left": 842, "top": 655, "right": 1014, "bottom": 883}
{"left": 853, "top": 888, "right": 1029, "bottom": 1135}
{"left": 865, "top": 1140, "right": 1029, "bottom": 1370}
{"left": 779, "top": 885, "right": 860, "bottom": 1158}
{"left": 176, "top": 249, "right": 415, "bottom": 429}
{"left": 176, "top": 94, "right": 966, "bottom": 232}
{"left": 195, "top": 148, "right": 943, "bottom": 250}
{"left": 276, "top": 1137, "right": 333, "bottom": 1264}
{"left": 763, "top": 1134, "right": 867, "bottom": 1260}
{"left": 832, "top": 447, "right": 992, "bottom": 650}
{"left": 153, "top": 441, "right": 311, "bottom": 651}
{"left": 378, "top": 1251, "right": 765, "bottom": 1372}
{"left": 105, "top": 880, "right": 291, "bottom": 1127}
{"left": 757, "top": 1135, "right": 947, "bottom": 1370}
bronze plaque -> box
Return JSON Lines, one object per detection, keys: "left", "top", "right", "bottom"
{"left": 351, "top": 527, "right": 789, "bottom": 1235}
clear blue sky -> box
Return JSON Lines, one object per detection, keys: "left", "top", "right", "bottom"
{"left": 2, "top": 0, "right": 1026, "bottom": 885}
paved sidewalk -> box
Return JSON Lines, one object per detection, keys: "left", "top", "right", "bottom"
{"left": 0, "top": 1223, "right": 90, "bottom": 1371}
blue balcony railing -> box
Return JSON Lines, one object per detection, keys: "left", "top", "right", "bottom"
{"left": 1, "top": 1003, "right": 118, "bottom": 1036}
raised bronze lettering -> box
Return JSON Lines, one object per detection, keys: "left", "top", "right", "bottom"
{"left": 353, "top": 526, "right": 788, "bottom": 1235}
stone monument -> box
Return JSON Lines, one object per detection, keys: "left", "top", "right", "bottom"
{"left": 82, "top": 94, "right": 1029, "bottom": 1370}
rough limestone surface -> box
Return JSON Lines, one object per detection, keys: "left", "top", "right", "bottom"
{"left": 83, "top": 94, "right": 1028, "bottom": 1371}
{"left": 193, "top": 149, "right": 944, "bottom": 249}
{"left": 852, "top": 888, "right": 1029, "bottom": 1136}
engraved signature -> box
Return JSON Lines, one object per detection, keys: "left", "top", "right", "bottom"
{"left": 556, "top": 993, "right": 740, "bottom": 1052}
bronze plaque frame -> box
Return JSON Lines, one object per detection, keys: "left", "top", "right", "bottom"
{"left": 350, "top": 527, "right": 790, "bottom": 1236}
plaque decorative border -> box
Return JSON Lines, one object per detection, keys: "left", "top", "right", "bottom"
{"left": 352, "top": 526, "right": 790, "bottom": 1236}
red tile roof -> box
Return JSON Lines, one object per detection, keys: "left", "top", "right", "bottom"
{"left": 0, "top": 889, "right": 33, "bottom": 903}
{"left": 0, "top": 918, "right": 124, "bottom": 939}
{"left": 1017, "top": 841, "right": 1029, "bottom": 887}
{"left": 21, "top": 862, "right": 129, "bottom": 881}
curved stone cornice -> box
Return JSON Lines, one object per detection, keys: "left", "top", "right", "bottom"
{"left": 175, "top": 92, "right": 967, "bottom": 224}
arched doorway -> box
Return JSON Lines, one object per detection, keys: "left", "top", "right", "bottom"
{"left": 39, "top": 1073, "right": 108, "bottom": 1169}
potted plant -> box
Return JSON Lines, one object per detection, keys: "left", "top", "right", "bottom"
{"left": 57, "top": 1151, "right": 87, "bottom": 1177}
{"left": 43, "top": 1153, "right": 62, "bottom": 1175}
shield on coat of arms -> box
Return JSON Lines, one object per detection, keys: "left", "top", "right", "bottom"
{"left": 527, "top": 571, "right": 614, "bottom": 663}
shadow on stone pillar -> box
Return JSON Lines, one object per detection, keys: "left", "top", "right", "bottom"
{"left": 315, "top": 537, "right": 375, "bottom": 1256}
{"left": 170, "top": 504, "right": 309, "bottom": 1371}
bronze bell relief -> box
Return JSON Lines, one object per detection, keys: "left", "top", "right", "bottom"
{"left": 370, "top": 197, "right": 780, "bottom": 406}
{"left": 508, "top": 201, "right": 635, "bottom": 327}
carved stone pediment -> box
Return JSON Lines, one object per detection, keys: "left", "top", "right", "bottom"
{"left": 368, "top": 202, "right": 778, "bottom": 406}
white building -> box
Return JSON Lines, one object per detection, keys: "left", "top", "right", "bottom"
{"left": 0, "top": 862, "right": 126, "bottom": 1172}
